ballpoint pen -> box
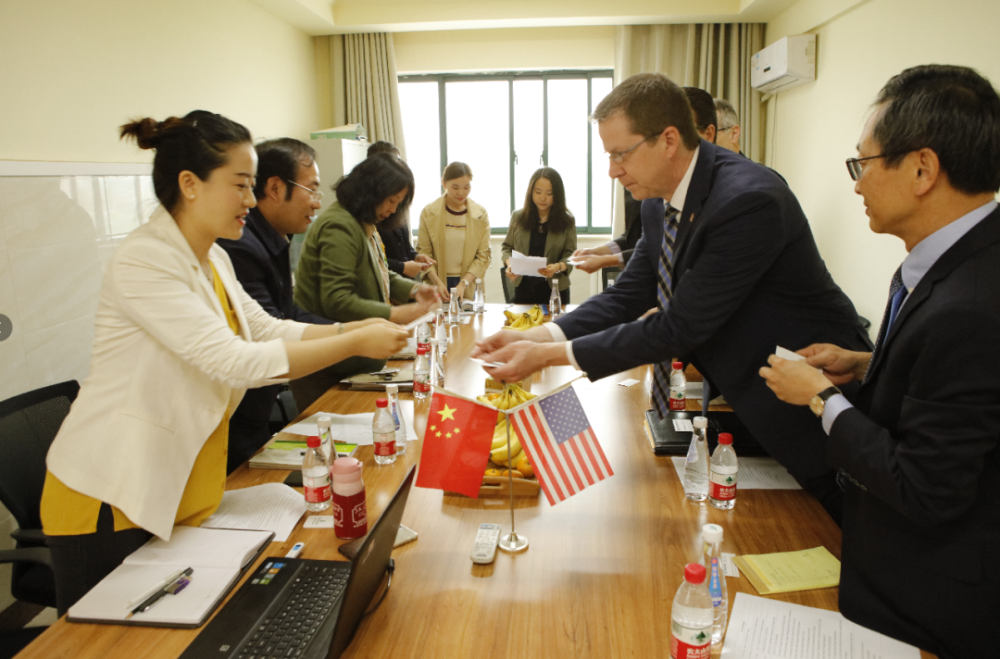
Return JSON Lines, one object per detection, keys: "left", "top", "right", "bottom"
{"left": 126, "top": 567, "right": 194, "bottom": 618}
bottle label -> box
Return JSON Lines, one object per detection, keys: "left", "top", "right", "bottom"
{"left": 304, "top": 479, "right": 331, "bottom": 504}
{"left": 390, "top": 403, "right": 402, "bottom": 431}
{"left": 374, "top": 432, "right": 396, "bottom": 456}
{"left": 413, "top": 377, "right": 430, "bottom": 393}
{"left": 670, "top": 616, "right": 711, "bottom": 659}
{"left": 709, "top": 469, "right": 737, "bottom": 500}
{"left": 707, "top": 557, "right": 723, "bottom": 606}
{"left": 669, "top": 388, "right": 686, "bottom": 411}
{"left": 332, "top": 490, "right": 368, "bottom": 539}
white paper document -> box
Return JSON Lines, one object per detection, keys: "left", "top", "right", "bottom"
{"left": 721, "top": 593, "right": 920, "bottom": 659}
{"left": 670, "top": 457, "right": 801, "bottom": 490}
{"left": 201, "top": 483, "right": 306, "bottom": 542}
{"left": 673, "top": 418, "right": 694, "bottom": 432}
{"left": 283, "top": 405, "right": 418, "bottom": 445}
{"left": 618, "top": 378, "right": 641, "bottom": 387}
{"left": 508, "top": 250, "right": 548, "bottom": 277}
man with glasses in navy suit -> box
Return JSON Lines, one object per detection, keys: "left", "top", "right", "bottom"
{"left": 761, "top": 64, "right": 1000, "bottom": 658}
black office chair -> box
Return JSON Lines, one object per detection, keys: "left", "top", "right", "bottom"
{"left": 499, "top": 266, "right": 515, "bottom": 304}
{"left": 0, "top": 380, "right": 79, "bottom": 609}
{"left": 602, "top": 265, "right": 622, "bottom": 290}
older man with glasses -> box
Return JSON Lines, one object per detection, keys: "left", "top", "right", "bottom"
{"left": 761, "top": 64, "right": 1000, "bottom": 658}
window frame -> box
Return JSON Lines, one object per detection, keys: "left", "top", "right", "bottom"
{"left": 398, "top": 69, "right": 614, "bottom": 235}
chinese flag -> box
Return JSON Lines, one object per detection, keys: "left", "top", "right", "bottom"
{"left": 416, "top": 390, "right": 499, "bottom": 498}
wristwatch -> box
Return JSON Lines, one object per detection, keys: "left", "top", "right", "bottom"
{"left": 809, "top": 386, "right": 842, "bottom": 417}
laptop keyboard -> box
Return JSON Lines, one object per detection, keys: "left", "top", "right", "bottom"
{"left": 238, "top": 564, "right": 349, "bottom": 659}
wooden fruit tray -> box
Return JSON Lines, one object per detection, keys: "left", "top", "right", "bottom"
{"left": 444, "top": 464, "right": 541, "bottom": 499}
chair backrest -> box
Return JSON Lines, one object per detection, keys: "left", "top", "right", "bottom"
{"left": 499, "top": 266, "right": 515, "bottom": 304}
{"left": 0, "top": 381, "right": 79, "bottom": 532}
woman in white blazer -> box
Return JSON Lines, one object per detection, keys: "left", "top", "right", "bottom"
{"left": 417, "top": 162, "right": 492, "bottom": 302}
{"left": 40, "top": 111, "right": 408, "bottom": 614}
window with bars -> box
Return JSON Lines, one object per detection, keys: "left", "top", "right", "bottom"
{"left": 398, "top": 71, "right": 615, "bottom": 234}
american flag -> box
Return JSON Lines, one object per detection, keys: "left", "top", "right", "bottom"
{"left": 509, "top": 384, "right": 613, "bottom": 505}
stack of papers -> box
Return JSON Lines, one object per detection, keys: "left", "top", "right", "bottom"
{"left": 202, "top": 483, "right": 307, "bottom": 542}
{"left": 670, "top": 457, "right": 802, "bottom": 489}
{"left": 721, "top": 593, "right": 920, "bottom": 658}
{"left": 508, "top": 250, "right": 548, "bottom": 277}
{"left": 733, "top": 546, "right": 840, "bottom": 595}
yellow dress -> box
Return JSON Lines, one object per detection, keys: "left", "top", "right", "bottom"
{"left": 41, "top": 263, "right": 239, "bottom": 536}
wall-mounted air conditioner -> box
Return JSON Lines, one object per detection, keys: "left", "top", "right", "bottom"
{"left": 751, "top": 35, "right": 816, "bottom": 94}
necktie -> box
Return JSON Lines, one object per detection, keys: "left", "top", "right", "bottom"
{"left": 863, "top": 266, "right": 906, "bottom": 383}
{"left": 651, "top": 204, "right": 681, "bottom": 417}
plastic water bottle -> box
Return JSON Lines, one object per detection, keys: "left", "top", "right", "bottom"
{"left": 549, "top": 279, "right": 562, "bottom": 317}
{"left": 435, "top": 309, "right": 448, "bottom": 355}
{"left": 702, "top": 524, "right": 728, "bottom": 644}
{"left": 302, "top": 435, "right": 331, "bottom": 512}
{"left": 317, "top": 415, "right": 333, "bottom": 463}
{"left": 431, "top": 339, "right": 445, "bottom": 389}
{"left": 669, "top": 361, "right": 687, "bottom": 411}
{"left": 373, "top": 398, "right": 396, "bottom": 465}
{"left": 331, "top": 457, "right": 367, "bottom": 540}
{"left": 473, "top": 278, "right": 485, "bottom": 314}
{"left": 386, "top": 383, "right": 406, "bottom": 455}
{"left": 416, "top": 318, "right": 431, "bottom": 351}
{"left": 684, "top": 416, "right": 709, "bottom": 501}
{"left": 413, "top": 346, "right": 430, "bottom": 399}
{"left": 448, "top": 288, "right": 460, "bottom": 324}
{"left": 670, "top": 563, "right": 713, "bottom": 659}
{"left": 709, "top": 433, "right": 738, "bottom": 510}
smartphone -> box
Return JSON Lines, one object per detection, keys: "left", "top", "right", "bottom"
{"left": 338, "top": 524, "right": 418, "bottom": 560}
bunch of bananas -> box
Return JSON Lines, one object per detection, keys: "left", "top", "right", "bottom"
{"left": 476, "top": 383, "right": 535, "bottom": 410}
{"left": 477, "top": 385, "right": 537, "bottom": 477}
{"left": 502, "top": 306, "right": 545, "bottom": 331}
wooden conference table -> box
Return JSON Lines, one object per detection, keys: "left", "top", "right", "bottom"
{"left": 20, "top": 304, "right": 934, "bottom": 659}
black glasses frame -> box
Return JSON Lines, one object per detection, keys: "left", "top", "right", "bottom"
{"left": 845, "top": 154, "right": 894, "bottom": 181}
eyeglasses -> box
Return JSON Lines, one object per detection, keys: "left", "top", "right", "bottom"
{"left": 285, "top": 179, "right": 324, "bottom": 201}
{"left": 845, "top": 154, "right": 889, "bottom": 181}
{"left": 607, "top": 135, "right": 657, "bottom": 164}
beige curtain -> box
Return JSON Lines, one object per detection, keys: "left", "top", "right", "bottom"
{"left": 333, "top": 33, "right": 407, "bottom": 158}
{"left": 615, "top": 24, "right": 765, "bottom": 163}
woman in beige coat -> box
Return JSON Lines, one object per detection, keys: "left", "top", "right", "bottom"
{"left": 417, "top": 162, "right": 492, "bottom": 302}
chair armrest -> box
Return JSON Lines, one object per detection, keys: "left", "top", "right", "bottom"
{"left": 0, "top": 547, "right": 53, "bottom": 569}
{"left": 10, "top": 528, "right": 48, "bottom": 546}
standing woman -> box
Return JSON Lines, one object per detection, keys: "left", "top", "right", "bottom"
{"left": 40, "top": 111, "right": 408, "bottom": 614}
{"left": 417, "top": 162, "right": 492, "bottom": 302}
{"left": 502, "top": 167, "right": 577, "bottom": 305}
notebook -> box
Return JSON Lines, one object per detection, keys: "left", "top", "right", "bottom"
{"left": 179, "top": 466, "right": 417, "bottom": 659}
{"left": 67, "top": 527, "right": 274, "bottom": 628}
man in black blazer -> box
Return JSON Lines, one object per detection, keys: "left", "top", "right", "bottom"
{"left": 475, "top": 73, "right": 869, "bottom": 520}
{"left": 218, "top": 138, "right": 332, "bottom": 473}
{"left": 760, "top": 64, "right": 1000, "bottom": 658}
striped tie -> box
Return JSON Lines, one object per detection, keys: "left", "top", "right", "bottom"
{"left": 863, "top": 265, "right": 905, "bottom": 384}
{"left": 651, "top": 204, "right": 681, "bottom": 417}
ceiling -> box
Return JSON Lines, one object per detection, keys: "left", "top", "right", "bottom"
{"left": 247, "top": 0, "right": 801, "bottom": 35}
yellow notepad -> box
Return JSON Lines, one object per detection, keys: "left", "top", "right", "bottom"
{"left": 733, "top": 546, "right": 840, "bottom": 595}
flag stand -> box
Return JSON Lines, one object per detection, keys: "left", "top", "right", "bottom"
{"left": 498, "top": 387, "right": 528, "bottom": 553}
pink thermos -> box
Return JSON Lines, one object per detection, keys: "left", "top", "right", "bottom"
{"left": 331, "top": 457, "right": 368, "bottom": 539}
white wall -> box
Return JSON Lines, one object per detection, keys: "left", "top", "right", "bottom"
{"left": 0, "top": 0, "right": 319, "bottom": 163}
{"left": 394, "top": 26, "right": 616, "bottom": 73}
{"left": 764, "top": 0, "right": 1000, "bottom": 327}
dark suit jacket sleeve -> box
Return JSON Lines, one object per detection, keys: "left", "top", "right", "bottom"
{"left": 828, "top": 303, "right": 1000, "bottom": 527}
{"left": 290, "top": 305, "right": 332, "bottom": 325}
{"left": 557, "top": 190, "right": 792, "bottom": 380}
{"left": 386, "top": 259, "right": 405, "bottom": 275}
{"left": 221, "top": 239, "right": 283, "bottom": 318}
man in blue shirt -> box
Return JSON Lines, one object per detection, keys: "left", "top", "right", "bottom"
{"left": 760, "top": 64, "right": 1000, "bottom": 658}
{"left": 218, "top": 138, "right": 332, "bottom": 473}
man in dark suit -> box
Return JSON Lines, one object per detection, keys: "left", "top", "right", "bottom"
{"left": 760, "top": 64, "right": 1000, "bottom": 658}
{"left": 218, "top": 138, "right": 332, "bottom": 473}
{"left": 474, "top": 72, "right": 869, "bottom": 521}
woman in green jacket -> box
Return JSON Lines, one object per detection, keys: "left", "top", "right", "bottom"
{"left": 502, "top": 167, "right": 577, "bottom": 305}
{"left": 293, "top": 153, "right": 439, "bottom": 405}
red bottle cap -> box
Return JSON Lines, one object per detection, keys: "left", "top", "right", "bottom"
{"left": 718, "top": 433, "right": 733, "bottom": 445}
{"left": 684, "top": 563, "right": 706, "bottom": 584}
{"left": 306, "top": 435, "right": 321, "bottom": 448}
{"left": 376, "top": 398, "right": 388, "bottom": 408}
{"left": 672, "top": 361, "right": 683, "bottom": 370}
